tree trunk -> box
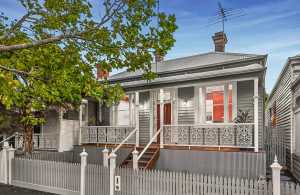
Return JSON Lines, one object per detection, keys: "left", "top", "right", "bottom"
{"left": 24, "top": 125, "right": 33, "bottom": 153}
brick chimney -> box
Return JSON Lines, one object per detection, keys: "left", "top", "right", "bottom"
{"left": 155, "top": 52, "right": 164, "bottom": 63}
{"left": 96, "top": 64, "right": 109, "bottom": 80}
{"left": 212, "top": 32, "right": 228, "bottom": 52}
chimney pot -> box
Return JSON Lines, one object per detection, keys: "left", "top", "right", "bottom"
{"left": 155, "top": 53, "right": 164, "bottom": 63}
{"left": 212, "top": 32, "right": 228, "bottom": 52}
{"left": 96, "top": 64, "right": 109, "bottom": 79}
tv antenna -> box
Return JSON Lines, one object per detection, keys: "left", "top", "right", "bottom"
{"left": 205, "top": 2, "right": 246, "bottom": 32}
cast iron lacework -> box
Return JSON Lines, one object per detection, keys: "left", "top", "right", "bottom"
{"left": 163, "top": 126, "right": 172, "bottom": 144}
{"left": 237, "top": 125, "right": 253, "bottom": 146}
{"left": 82, "top": 126, "right": 135, "bottom": 144}
{"left": 106, "top": 127, "right": 116, "bottom": 143}
{"left": 177, "top": 126, "right": 189, "bottom": 144}
{"left": 204, "top": 127, "right": 218, "bottom": 145}
{"left": 162, "top": 124, "right": 254, "bottom": 147}
{"left": 190, "top": 127, "right": 203, "bottom": 145}
{"left": 220, "top": 126, "right": 235, "bottom": 146}
{"left": 97, "top": 127, "right": 106, "bottom": 143}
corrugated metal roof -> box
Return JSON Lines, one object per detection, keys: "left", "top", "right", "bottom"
{"left": 118, "top": 63, "right": 264, "bottom": 88}
{"left": 109, "top": 51, "right": 264, "bottom": 81}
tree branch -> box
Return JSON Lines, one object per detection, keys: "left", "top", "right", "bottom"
{"left": 0, "top": 34, "right": 76, "bottom": 52}
{"left": 0, "top": 0, "right": 126, "bottom": 53}
{"left": 0, "top": 65, "right": 45, "bottom": 81}
{"left": 0, "top": 12, "right": 33, "bottom": 40}
{"left": 0, "top": 64, "right": 31, "bottom": 76}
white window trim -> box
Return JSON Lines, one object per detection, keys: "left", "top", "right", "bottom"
{"left": 197, "top": 82, "right": 237, "bottom": 124}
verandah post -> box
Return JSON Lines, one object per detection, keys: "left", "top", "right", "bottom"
{"left": 102, "top": 146, "right": 109, "bottom": 168}
{"left": 79, "top": 103, "right": 83, "bottom": 145}
{"left": 271, "top": 155, "right": 282, "bottom": 195}
{"left": 160, "top": 88, "right": 164, "bottom": 148}
{"left": 254, "top": 78, "right": 259, "bottom": 152}
{"left": 1, "top": 142, "right": 9, "bottom": 184}
{"left": 8, "top": 146, "right": 15, "bottom": 185}
{"left": 80, "top": 149, "right": 88, "bottom": 195}
{"left": 135, "top": 92, "right": 139, "bottom": 147}
{"left": 132, "top": 148, "right": 139, "bottom": 170}
{"left": 109, "top": 152, "right": 117, "bottom": 195}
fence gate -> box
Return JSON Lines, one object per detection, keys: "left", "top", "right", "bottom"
{"left": 265, "top": 126, "right": 286, "bottom": 168}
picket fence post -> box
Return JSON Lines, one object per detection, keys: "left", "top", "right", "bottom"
{"left": 80, "top": 149, "right": 88, "bottom": 195}
{"left": 2, "top": 142, "right": 9, "bottom": 184}
{"left": 271, "top": 155, "right": 282, "bottom": 195}
{"left": 102, "top": 146, "right": 109, "bottom": 168}
{"left": 8, "top": 146, "right": 15, "bottom": 185}
{"left": 132, "top": 148, "right": 139, "bottom": 170}
{"left": 110, "top": 152, "right": 117, "bottom": 195}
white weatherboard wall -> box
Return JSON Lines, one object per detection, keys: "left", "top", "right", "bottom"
{"left": 59, "top": 120, "right": 80, "bottom": 152}
{"left": 42, "top": 110, "right": 59, "bottom": 134}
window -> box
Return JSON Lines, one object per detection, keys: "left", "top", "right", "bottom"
{"left": 63, "top": 110, "right": 79, "bottom": 120}
{"left": 117, "top": 96, "right": 130, "bottom": 126}
{"left": 271, "top": 102, "right": 277, "bottom": 128}
{"left": 205, "top": 84, "right": 233, "bottom": 123}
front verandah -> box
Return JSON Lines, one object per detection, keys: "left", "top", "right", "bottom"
{"left": 80, "top": 77, "right": 260, "bottom": 152}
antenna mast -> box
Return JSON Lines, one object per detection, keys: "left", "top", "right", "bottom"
{"left": 204, "top": 2, "right": 245, "bottom": 32}
{"left": 218, "top": 2, "right": 226, "bottom": 32}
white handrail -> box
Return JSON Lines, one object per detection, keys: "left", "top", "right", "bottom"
{"left": 0, "top": 132, "right": 18, "bottom": 145}
{"left": 82, "top": 125, "right": 134, "bottom": 128}
{"left": 163, "top": 123, "right": 255, "bottom": 127}
{"left": 108, "top": 127, "right": 138, "bottom": 158}
{"left": 137, "top": 127, "right": 162, "bottom": 161}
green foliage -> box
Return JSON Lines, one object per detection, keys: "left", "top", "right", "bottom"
{"left": 0, "top": 0, "right": 177, "bottom": 149}
{"left": 234, "top": 109, "right": 252, "bottom": 123}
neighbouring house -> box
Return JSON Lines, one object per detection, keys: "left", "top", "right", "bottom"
{"left": 21, "top": 32, "right": 268, "bottom": 179}
{"left": 266, "top": 54, "right": 300, "bottom": 181}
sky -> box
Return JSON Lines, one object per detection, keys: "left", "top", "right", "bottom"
{"left": 1, "top": 0, "right": 300, "bottom": 92}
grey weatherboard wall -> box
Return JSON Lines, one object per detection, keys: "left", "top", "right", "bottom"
{"left": 267, "top": 59, "right": 293, "bottom": 168}
{"left": 237, "top": 80, "right": 264, "bottom": 149}
{"left": 267, "top": 55, "right": 300, "bottom": 179}
{"left": 155, "top": 149, "right": 266, "bottom": 179}
{"left": 139, "top": 91, "right": 150, "bottom": 145}
{"left": 178, "top": 87, "right": 195, "bottom": 124}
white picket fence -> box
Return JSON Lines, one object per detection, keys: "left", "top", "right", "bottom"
{"left": 1, "top": 143, "right": 300, "bottom": 195}
{"left": 12, "top": 158, "right": 80, "bottom": 195}
{"left": 115, "top": 168, "right": 300, "bottom": 195}
{"left": 9, "top": 158, "right": 300, "bottom": 195}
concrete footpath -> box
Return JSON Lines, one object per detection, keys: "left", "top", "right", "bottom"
{"left": 0, "top": 184, "right": 57, "bottom": 195}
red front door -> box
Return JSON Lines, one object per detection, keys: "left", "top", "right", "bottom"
{"left": 156, "top": 103, "right": 171, "bottom": 143}
{"left": 157, "top": 103, "right": 172, "bottom": 130}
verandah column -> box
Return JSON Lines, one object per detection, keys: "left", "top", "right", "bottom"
{"left": 160, "top": 89, "right": 164, "bottom": 148}
{"left": 135, "top": 92, "right": 139, "bottom": 147}
{"left": 79, "top": 102, "right": 83, "bottom": 145}
{"left": 224, "top": 83, "right": 229, "bottom": 123}
{"left": 254, "top": 78, "right": 259, "bottom": 152}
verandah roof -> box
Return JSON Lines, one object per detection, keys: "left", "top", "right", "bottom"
{"left": 117, "top": 63, "right": 265, "bottom": 88}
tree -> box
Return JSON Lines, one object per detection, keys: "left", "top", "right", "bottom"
{"left": 0, "top": 0, "right": 177, "bottom": 152}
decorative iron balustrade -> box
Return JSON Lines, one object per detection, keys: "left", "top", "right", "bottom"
{"left": 10, "top": 133, "right": 57, "bottom": 150}
{"left": 33, "top": 133, "right": 58, "bottom": 149}
{"left": 81, "top": 126, "right": 136, "bottom": 144}
{"left": 163, "top": 123, "right": 254, "bottom": 148}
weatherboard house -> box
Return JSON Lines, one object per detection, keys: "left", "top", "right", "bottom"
{"left": 29, "top": 32, "right": 267, "bottom": 178}
{"left": 266, "top": 54, "right": 300, "bottom": 181}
